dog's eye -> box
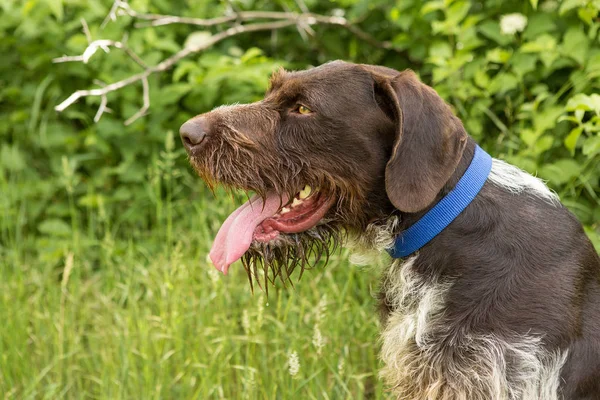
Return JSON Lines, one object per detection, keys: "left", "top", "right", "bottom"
{"left": 296, "top": 105, "right": 313, "bottom": 115}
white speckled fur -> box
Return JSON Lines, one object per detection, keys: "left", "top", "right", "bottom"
{"left": 488, "top": 158, "right": 560, "bottom": 206}
{"left": 378, "top": 255, "right": 567, "bottom": 400}
{"left": 350, "top": 161, "right": 567, "bottom": 399}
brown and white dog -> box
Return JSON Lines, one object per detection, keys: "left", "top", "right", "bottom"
{"left": 180, "top": 61, "right": 600, "bottom": 399}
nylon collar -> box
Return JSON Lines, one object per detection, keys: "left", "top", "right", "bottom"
{"left": 388, "top": 145, "right": 492, "bottom": 258}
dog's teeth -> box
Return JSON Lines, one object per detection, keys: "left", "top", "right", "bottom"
{"left": 299, "top": 185, "right": 312, "bottom": 199}
{"left": 292, "top": 198, "right": 303, "bottom": 207}
{"left": 280, "top": 207, "right": 291, "bottom": 214}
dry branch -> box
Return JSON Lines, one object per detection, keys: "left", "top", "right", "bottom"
{"left": 55, "top": 0, "right": 402, "bottom": 124}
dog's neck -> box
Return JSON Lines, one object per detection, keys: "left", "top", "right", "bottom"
{"left": 396, "top": 137, "right": 477, "bottom": 232}
{"left": 389, "top": 142, "right": 491, "bottom": 258}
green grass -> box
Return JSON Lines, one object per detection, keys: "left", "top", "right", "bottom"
{"left": 0, "top": 171, "right": 387, "bottom": 399}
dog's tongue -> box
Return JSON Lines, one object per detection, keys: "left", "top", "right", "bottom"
{"left": 209, "top": 193, "right": 288, "bottom": 275}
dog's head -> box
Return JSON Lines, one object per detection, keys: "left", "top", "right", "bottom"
{"left": 180, "top": 61, "right": 467, "bottom": 283}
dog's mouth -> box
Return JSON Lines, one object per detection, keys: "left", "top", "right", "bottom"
{"left": 209, "top": 185, "right": 334, "bottom": 274}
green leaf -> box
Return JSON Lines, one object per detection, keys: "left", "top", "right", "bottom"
{"left": 572, "top": 68, "right": 593, "bottom": 95}
{"left": 457, "top": 25, "right": 485, "bottom": 51}
{"left": 558, "top": 116, "right": 581, "bottom": 124}
{"left": 486, "top": 48, "right": 512, "bottom": 64}
{"left": 583, "top": 135, "right": 600, "bottom": 156}
{"left": 478, "top": 21, "right": 513, "bottom": 46}
{"left": 530, "top": 0, "right": 539, "bottom": 9}
{"left": 241, "top": 48, "right": 264, "bottom": 63}
{"left": 523, "top": 13, "right": 556, "bottom": 40}
{"left": 520, "top": 128, "right": 538, "bottom": 147}
{"left": 78, "top": 194, "right": 106, "bottom": 208}
{"left": 391, "top": 33, "right": 411, "bottom": 50}
{"left": 432, "top": 67, "right": 451, "bottom": 83}
{"left": 511, "top": 52, "right": 538, "bottom": 77}
{"left": 38, "top": 219, "right": 72, "bottom": 237}
{"left": 431, "top": 1, "right": 471, "bottom": 35}
{"left": 474, "top": 69, "right": 490, "bottom": 88}
{"left": 559, "top": 0, "right": 587, "bottom": 15}
{"left": 395, "top": 13, "right": 415, "bottom": 31}
{"left": 533, "top": 106, "right": 563, "bottom": 135}
{"left": 563, "top": 198, "right": 595, "bottom": 223}
{"left": 504, "top": 154, "right": 538, "bottom": 173}
{"left": 566, "top": 94, "right": 600, "bottom": 114}
{"left": 534, "top": 135, "right": 554, "bottom": 154}
{"left": 173, "top": 61, "right": 201, "bottom": 82}
{"left": 521, "top": 34, "right": 557, "bottom": 53}
{"left": 564, "top": 126, "right": 583, "bottom": 154}
{"left": 488, "top": 72, "right": 519, "bottom": 94}
{"left": 586, "top": 53, "right": 600, "bottom": 74}
{"left": 539, "top": 159, "right": 583, "bottom": 185}
{"left": 420, "top": 1, "right": 445, "bottom": 15}
{"left": 43, "top": 0, "right": 64, "bottom": 21}
{"left": 578, "top": 6, "right": 599, "bottom": 25}
{"left": 143, "top": 29, "right": 180, "bottom": 53}
{"left": 156, "top": 83, "right": 193, "bottom": 106}
{"left": 445, "top": 1, "right": 471, "bottom": 26}
{"left": 562, "top": 26, "right": 589, "bottom": 65}
{"left": 429, "top": 41, "right": 453, "bottom": 60}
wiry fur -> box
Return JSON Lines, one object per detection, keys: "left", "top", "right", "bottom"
{"left": 358, "top": 161, "right": 571, "bottom": 400}
{"left": 182, "top": 61, "right": 600, "bottom": 399}
{"left": 488, "top": 158, "right": 560, "bottom": 206}
{"left": 242, "top": 223, "right": 344, "bottom": 291}
{"left": 185, "top": 64, "right": 403, "bottom": 287}
{"left": 378, "top": 255, "right": 568, "bottom": 400}
{"left": 188, "top": 100, "right": 374, "bottom": 287}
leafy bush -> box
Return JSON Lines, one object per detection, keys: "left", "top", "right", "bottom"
{"left": 2, "top": 0, "right": 600, "bottom": 397}
{"left": 2, "top": 0, "right": 598, "bottom": 259}
{"left": 3, "top": 0, "right": 600, "bottom": 255}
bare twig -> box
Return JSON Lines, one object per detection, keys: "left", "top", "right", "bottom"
{"left": 55, "top": 0, "right": 402, "bottom": 123}
{"left": 101, "top": 0, "right": 125, "bottom": 29}
{"left": 94, "top": 95, "right": 108, "bottom": 122}
{"left": 126, "top": 8, "right": 394, "bottom": 50}
{"left": 55, "top": 20, "right": 296, "bottom": 118}
{"left": 295, "top": 0, "right": 310, "bottom": 14}
{"left": 92, "top": 80, "right": 112, "bottom": 122}
{"left": 53, "top": 37, "right": 146, "bottom": 68}
{"left": 124, "top": 76, "right": 149, "bottom": 125}
{"left": 111, "top": 0, "right": 394, "bottom": 49}
{"left": 54, "top": 39, "right": 112, "bottom": 63}
{"left": 119, "top": 1, "right": 239, "bottom": 27}
{"left": 81, "top": 18, "right": 92, "bottom": 43}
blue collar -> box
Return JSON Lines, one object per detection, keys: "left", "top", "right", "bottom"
{"left": 388, "top": 145, "right": 492, "bottom": 258}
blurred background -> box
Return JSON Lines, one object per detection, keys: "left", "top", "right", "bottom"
{"left": 1, "top": 0, "right": 599, "bottom": 398}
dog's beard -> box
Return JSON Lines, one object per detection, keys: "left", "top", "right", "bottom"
{"left": 188, "top": 137, "right": 373, "bottom": 289}
{"left": 189, "top": 137, "right": 305, "bottom": 201}
{"left": 241, "top": 223, "right": 345, "bottom": 292}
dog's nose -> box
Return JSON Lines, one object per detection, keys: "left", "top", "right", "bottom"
{"left": 180, "top": 118, "right": 208, "bottom": 152}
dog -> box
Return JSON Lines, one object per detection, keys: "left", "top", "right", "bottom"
{"left": 179, "top": 61, "right": 600, "bottom": 399}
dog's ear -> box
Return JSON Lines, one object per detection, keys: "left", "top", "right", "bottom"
{"left": 368, "top": 69, "right": 468, "bottom": 213}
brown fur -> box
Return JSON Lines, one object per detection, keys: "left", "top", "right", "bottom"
{"left": 181, "top": 61, "right": 600, "bottom": 399}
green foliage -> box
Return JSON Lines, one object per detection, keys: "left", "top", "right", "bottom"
{"left": 1, "top": 0, "right": 600, "bottom": 397}
{"left": 392, "top": 1, "right": 600, "bottom": 240}
{"left": 2, "top": 0, "right": 599, "bottom": 257}
{"left": 2, "top": 217, "right": 386, "bottom": 398}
